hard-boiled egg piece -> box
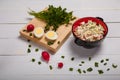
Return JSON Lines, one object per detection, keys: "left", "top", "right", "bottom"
{"left": 33, "top": 27, "right": 44, "bottom": 38}
{"left": 45, "top": 31, "right": 58, "bottom": 40}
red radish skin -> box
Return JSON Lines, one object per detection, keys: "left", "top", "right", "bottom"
{"left": 58, "top": 62, "right": 63, "bottom": 69}
{"left": 41, "top": 51, "right": 50, "bottom": 62}
{"left": 27, "top": 24, "right": 34, "bottom": 32}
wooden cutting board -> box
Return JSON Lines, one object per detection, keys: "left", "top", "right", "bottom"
{"left": 20, "top": 18, "right": 77, "bottom": 53}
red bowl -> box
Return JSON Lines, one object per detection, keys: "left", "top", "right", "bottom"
{"left": 72, "top": 17, "right": 108, "bottom": 48}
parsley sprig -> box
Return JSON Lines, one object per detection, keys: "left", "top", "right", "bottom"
{"left": 28, "top": 5, "right": 76, "bottom": 31}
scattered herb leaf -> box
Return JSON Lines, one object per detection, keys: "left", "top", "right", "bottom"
{"left": 31, "top": 58, "right": 35, "bottom": 62}
{"left": 38, "top": 61, "right": 41, "bottom": 65}
{"left": 71, "top": 57, "right": 75, "bottom": 61}
{"left": 83, "top": 70, "right": 86, "bottom": 73}
{"left": 35, "top": 48, "right": 39, "bottom": 52}
{"left": 100, "top": 59, "right": 104, "bottom": 63}
{"left": 47, "top": 41, "right": 54, "bottom": 45}
{"left": 49, "top": 65, "right": 53, "bottom": 70}
{"left": 112, "top": 64, "right": 118, "bottom": 68}
{"left": 104, "top": 63, "right": 107, "bottom": 66}
{"left": 87, "top": 67, "right": 93, "bottom": 72}
{"left": 95, "top": 62, "right": 99, "bottom": 67}
{"left": 106, "top": 59, "right": 109, "bottom": 61}
{"left": 28, "top": 45, "right": 31, "bottom": 47}
{"left": 88, "top": 57, "right": 91, "bottom": 61}
{"left": 98, "top": 70, "right": 104, "bottom": 74}
{"left": 61, "top": 56, "right": 65, "bottom": 59}
{"left": 81, "top": 61, "right": 85, "bottom": 64}
{"left": 79, "top": 64, "right": 82, "bottom": 66}
{"left": 107, "top": 68, "right": 110, "bottom": 71}
{"left": 69, "top": 68, "right": 73, "bottom": 71}
{"left": 77, "top": 69, "right": 82, "bottom": 74}
{"left": 27, "top": 48, "right": 31, "bottom": 53}
{"left": 29, "top": 33, "right": 32, "bottom": 36}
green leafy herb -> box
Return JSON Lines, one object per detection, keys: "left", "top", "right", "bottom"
{"left": 107, "top": 68, "right": 110, "bottom": 71}
{"left": 49, "top": 65, "right": 53, "bottom": 70}
{"left": 95, "top": 62, "right": 99, "bottom": 67}
{"left": 112, "top": 64, "right": 118, "bottom": 68}
{"left": 98, "top": 70, "right": 104, "bottom": 74}
{"left": 29, "top": 33, "right": 32, "bottom": 36}
{"left": 69, "top": 68, "right": 73, "bottom": 71}
{"left": 87, "top": 67, "right": 93, "bottom": 72}
{"left": 27, "top": 48, "right": 31, "bottom": 53}
{"left": 61, "top": 56, "right": 65, "bottom": 59}
{"left": 31, "top": 58, "right": 35, "bottom": 62}
{"left": 38, "top": 61, "right": 41, "bottom": 65}
{"left": 28, "top": 5, "right": 76, "bottom": 31}
{"left": 35, "top": 48, "right": 39, "bottom": 52}
{"left": 100, "top": 59, "right": 104, "bottom": 63}
{"left": 47, "top": 41, "right": 54, "bottom": 45}
{"left": 71, "top": 57, "right": 75, "bottom": 61}
{"left": 104, "top": 63, "right": 107, "bottom": 66}
{"left": 88, "top": 57, "right": 91, "bottom": 61}
{"left": 79, "top": 64, "right": 82, "bottom": 66}
{"left": 83, "top": 70, "right": 86, "bottom": 73}
{"left": 81, "top": 61, "right": 85, "bottom": 64}
{"left": 77, "top": 69, "right": 82, "bottom": 74}
{"left": 106, "top": 59, "right": 109, "bottom": 61}
{"left": 28, "top": 45, "right": 31, "bottom": 47}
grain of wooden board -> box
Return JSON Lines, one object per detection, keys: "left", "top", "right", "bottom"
{"left": 20, "top": 18, "right": 77, "bottom": 53}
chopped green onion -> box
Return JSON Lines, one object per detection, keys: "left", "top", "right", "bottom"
{"left": 104, "top": 63, "right": 107, "bottom": 66}
{"left": 87, "top": 67, "right": 93, "bottom": 72}
{"left": 61, "top": 56, "right": 65, "bottom": 59}
{"left": 77, "top": 69, "right": 82, "bottom": 74}
{"left": 95, "top": 62, "right": 99, "bottom": 67}
{"left": 83, "top": 70, "right": 86, "bottom": 73}
{"left": 81, "top": 61, "right": 85, "bottom": 64}
{"left": 69, "top": 68, "right": 73, "bottom": 71}
{"left": 28, "top": 45, "right": 31, "bottom": 47}
{"left": 27, "top": 48, "right": 31, "bottom": 53}
{"left": 112, "top": 64, "right": 118, "bottom": 68}
{"left": 38, "top": 61, "right": 41, "bottom": 65}
{"left": 35, "top": 48, "right": 39, "bottom": 52}
{"left": 107, "top": 68, "right": 110, "bottom": 71}
{"left": 88, "top": 57, "right": 91, "bottom": 61}
{"left": 100, "top": 59, "right": 104, "bottom": 63}
{"left": 47, "top": 41, "right": 54, "bottom": 45}
{"left": 98, "top": 70, "right": 104, "bottom": 74}
{"left": 29, "top": 33, "right": 32, "bottom": 36}
{"left": 79, "top": 64, "right": 82, "bottom": 66}
{"left": 49, "top": 65, "right": 53, "bottom": 70}
{"left": 71, "top": 57, "right": 75, "bottom": 61}
{"left": 31, "top": 58, "right": 35, "bottom": 62}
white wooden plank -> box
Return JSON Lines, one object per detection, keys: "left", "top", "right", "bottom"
{"left": 0, "top": 10, "right": 120, "bottom": 23}
{"left": 0, "top": 37, "right": 120, "bottom": 56}
{"left": 0, "top": 0, "right": 120, "bottom": 11}
{"left": 0, "top": 55, "right": 120, "bottom": 80}
{"left": 0, "top": 23, "right": 120, "bottom": 38}
{"left": 0, "top": 0, "right": 120, "bottom": 23}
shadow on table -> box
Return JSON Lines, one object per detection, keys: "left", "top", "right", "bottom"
{"left": 69, "top": 38, "right": 102, "bottom": 58}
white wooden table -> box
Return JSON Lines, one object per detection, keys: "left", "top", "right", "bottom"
{"left": 0, "top": 0, "right": 120, "bottom": 80}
